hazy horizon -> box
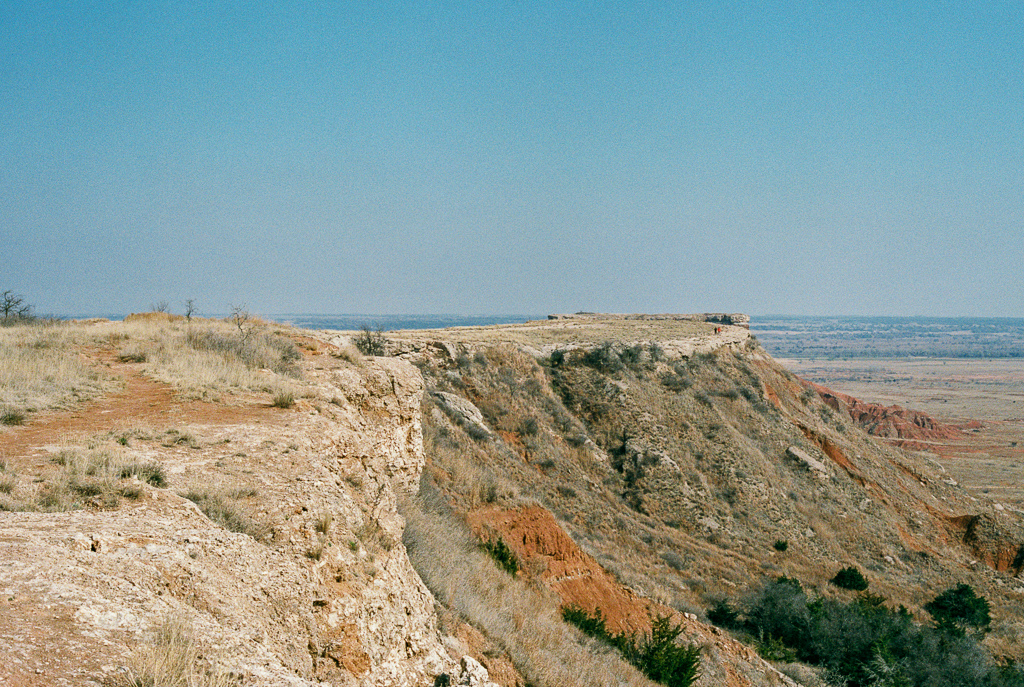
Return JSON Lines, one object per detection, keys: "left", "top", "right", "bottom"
{"left": 4, "top": 3, "right": 1021, "bottom": 317}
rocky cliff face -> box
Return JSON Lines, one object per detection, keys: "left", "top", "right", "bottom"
{"left": 0, "top": 341, "right": 460, "bottom": 686}
{"left": 389, "top": 316, "right": 1024, "bottom": 682}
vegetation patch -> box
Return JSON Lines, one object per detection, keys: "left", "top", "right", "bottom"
{"left": 119, "top": 614, "right": 232, "bottom": 687}
{"left": 830, "top": 565, "right": 869, "bottom": 591}
{"left": 708, "top": 576, "right": 1023, "bottom": 687}
{"left": 481, "top": 536, "right": 520, "bottom": 575}
{"left": 182, "top": 485, "right": 265, "bottom": 540}
{"left": 561, "top": 605, "right": 701, "bottom": 687}
{"left": 353, "top": 326, "right": 390, "bottom": 356}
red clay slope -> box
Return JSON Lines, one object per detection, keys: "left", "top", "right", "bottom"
{"left": 807, "top": 381, "right": 976, "bottom": 447}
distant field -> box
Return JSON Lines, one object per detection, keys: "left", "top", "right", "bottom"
{"left": 754, "top": 315, "right": 1024, "bottom": 358}
{"left": 781, "top": 356, "right": 1024, "bottom": 508}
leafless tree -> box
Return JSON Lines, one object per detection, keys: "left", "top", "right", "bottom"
{"left": 230, "top": 304, "right": 256, "bottom": 341}
{"left": 184, "top": 299, "right": 197, "bottom": 322}
{"left": 1, "top": 290, "right": 31, "bottom": 322}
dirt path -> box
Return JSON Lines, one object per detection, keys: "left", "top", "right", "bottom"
{"left": 0, "top": 352, "right": 280, "bottom": 471}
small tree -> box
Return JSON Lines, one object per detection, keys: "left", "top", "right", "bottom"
{"left": 184, "top": 299, "right": 197, "bottom": 322}
{"left": 1, "top": 290, "right": 32, "bottom": 322}
{"left": 924, "top": 583, "right": 990, "bottom": 635}
{"left": 230, "top": 304, "right": 256, "bottom": 342}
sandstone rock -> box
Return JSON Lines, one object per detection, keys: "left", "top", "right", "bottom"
{"left": 786, "top": 446, "right": 830, "bottom": 474}
{"left": 429, "top": 391, "right": 491, "bottom": 438}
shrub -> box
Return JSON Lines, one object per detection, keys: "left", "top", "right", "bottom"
{"left": 561, "top": 605, "right": 701, "bottom": 687}
{"left": 733, "top": 575, "right": 1013, "bottom": 687}
{"left": 706, "top": 599, "right": 740, "bottom": 629}
{"left": 743, "top": 576, "right": 812, "bottom": 652}
{"left": 924, "top": 583, "right": 991, "bottom": 636}
{"left": 582, "top": 342, "right": 624, "bottom": 373}
{"left": 482, "top": 537, "right": 519, "bottom": 575}
{"left": 831, "top": 566, "right": 869, "bottom": 591}
{"left": 353, "top": 325, "right": 389, "bottom": 356}
{"left": 773, "top": 539, "right": 789, "bottom": 552}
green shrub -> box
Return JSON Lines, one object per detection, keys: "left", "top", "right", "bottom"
{"left": 924, "top": 583, "right": 991, "bottom": 636}
{"left": 482, "top": 537, "right": 519, "bottom": 575}
{"left": 706, "top": 599, "right": 739, "bottom": 629}
{"left": 561, "top": 605, "right": 700, "bottom": 687}
{"left": 831, "top": 566, "right": 869, "bottom": 591}
{"left": 736, "top": 575, "right": 1011, "bottom": 687}
{"left": 773, "top": 539, "right": 788, "bottom": 552}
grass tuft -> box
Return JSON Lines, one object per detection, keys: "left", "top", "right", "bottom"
{"left": 182, "top": 486, "right": 266, "bottom": 539}
{"left": 1, "top": 407, "right": 26, "bottom": 425}
{"left": 271, "top": 390, "right": 295, "bottom": 408}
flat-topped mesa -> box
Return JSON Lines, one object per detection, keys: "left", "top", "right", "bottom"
{"left": 548, "top": 312, "right": 751, "bottom": 328}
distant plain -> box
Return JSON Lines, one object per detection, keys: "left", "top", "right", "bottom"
{"left": 757, "top": 316, "right": 1024, "bottom": 508}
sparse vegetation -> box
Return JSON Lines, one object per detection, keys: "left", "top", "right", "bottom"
{"left": 271, "top": 390, "right": 295, "bottom": 408}
{"left": 120, "top": 614, "right": 232, "bottom": 687}
{"left": 2, "top": 449, "right": 164, "bottom": 512}
{"left": 182, "top": 485, "right": 265, "bottom": 539}
{"left": 401, "top": 481, "right": 657, "bottom": 687}
{"left": 353, "top": 325, "right": 390, "bottom": 356}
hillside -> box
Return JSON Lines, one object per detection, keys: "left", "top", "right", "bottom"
{"left": 1, "top": 314, "right": 1023, "bottom": 687}
{"left": 382, "top": 314, "right": 1024, "bottom": 684}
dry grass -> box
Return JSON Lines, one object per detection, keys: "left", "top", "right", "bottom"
{"left": 1, "top": 315, "right": 306, "bottom": 416}
{"left": 401, "top": 482, "right": 657, "bottom": 687}
{"left": 180, "top": 483, "right": 267, "bottom": 540}
{"left": 383, "top": 316, "right": 712, "bottom": 350}
{"left": 121, "top": 318, "right": 303, "bottom": 399}
{"left": 27, "top": 449, "right": 165, "bottom": 512}
{"left": 0, "top": 321, "right": 117, "bottom": 415}
{"left": 119, "top": 614, "right": 234, "bottom": 687}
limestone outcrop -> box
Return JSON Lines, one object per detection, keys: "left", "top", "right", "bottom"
{"left": 0, "top": 351, "right": 453, "bottom": 686}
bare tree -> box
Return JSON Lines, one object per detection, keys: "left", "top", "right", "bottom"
{"left": 1, "top": 290, "right": 31, "bottom": 322}
{"left": 184, "top": 299, "right": 197, "bottom": 322}
{"left": 151, "top": 300, "right": 170, "bottom": 313}
{"left": 230, "top": 304, "right": 256, "bottom": 341}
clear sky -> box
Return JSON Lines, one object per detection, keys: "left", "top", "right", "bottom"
{"left": 2, "top": 2, "right": 1021, "bottom": 317}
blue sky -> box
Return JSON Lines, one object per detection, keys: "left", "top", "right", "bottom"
{"left": 2, "top": 2, "right": 1021, "bottom": 316}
